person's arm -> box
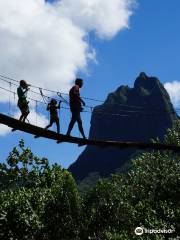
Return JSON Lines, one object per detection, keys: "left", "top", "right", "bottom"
{"left": 22, "top": 87, "right": 29, "bottom": 98}
{"left": 73, "top": 86, "right": 85, "bottom": 106}
{"left": 80, "top": 98, "right": 85, "bottom": 106}
{"left": 57, "top": 101, "right": 61, "bottom": 109}
{"left": 24, "top": 87, "right": 29, "bottom": 93}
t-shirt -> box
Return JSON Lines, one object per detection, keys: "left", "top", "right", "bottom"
{"left": 47, "top": 104, "right": 60, "bottom": 117}
{"left": 69, "top": 85, "right": 81, "bottom": 109}
{"left": 17, "top": 86, "right": 27, "bottom": 100}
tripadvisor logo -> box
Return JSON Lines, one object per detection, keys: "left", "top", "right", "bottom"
{"left": 135, "top": 227, "right": 143, "bottom": 235}
{"left": 134, "top": 227, "right": 175, "bottom": 235}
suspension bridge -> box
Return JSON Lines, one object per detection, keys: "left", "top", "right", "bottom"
{"left": 0, "top": 73, "right": 180, "bottom": 151}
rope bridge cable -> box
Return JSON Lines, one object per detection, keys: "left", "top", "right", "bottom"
{"left": 0, "top": 77, "right": 179, "bottom": 117}
{"left": 0, "top": 73, "right": 71, "bottom": 97}
{"left": 0, "top": 73, "right": 167, "bottom": 109}
{"left": 0, "top": 84, "right": 179, "bottom": 119}
{"left": 0, "top": 75, "right": 90, "bottom": 111}
{"left": 39, "top": 88, "right": 49, "bottom": 104}
{"left": 0, "top": 73, "right": 105, "bottom": 103}
{"left": 0, "top": 112, "right": 180, "bottom": 151}
{"left": 0, "top": 74, "right": 180, "bottom": 114}
{"left": 1, "top": 72, "right": 180, "bottom": 116}
{"left": 0, "top": 85, "right": 70, "bottom": 111}
{"left": 0, "top": 76, "right": 70, "bottom": 107}
{"left": 35, "top": 100, "right": 38, "bottom": 126}
{"left": 2, "top": 72, "right": 178, "bottom": 112}
{"left": 0, "top": 85, "right": 87, "bottom": 114}
{"left": 57, "top": 92, "right": 69, "bottom": 105}
{"left": 0, "top": 73, "right": 104, "bottom": 102}
{"left": 0, "top": 76, "right": 57, "bottom": 102}
{"left": 8, "top": 82, "right": 12, "bottom": 116}
{"left": 0, "top": 75, "right": 180, "bottom": 118}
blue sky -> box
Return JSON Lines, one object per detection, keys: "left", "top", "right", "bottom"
{"left": 0, "top": 0, "right": 180, "bottom": 168}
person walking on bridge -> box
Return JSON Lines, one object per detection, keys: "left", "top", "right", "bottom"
{"left": 17, "top": 80, "right": 30, "bottom": 122}
{"left": 45, "top": 99, "right": 61, "bottom": 134}
{"left": 66, "top": 78, "right": 86, "bottom": 139}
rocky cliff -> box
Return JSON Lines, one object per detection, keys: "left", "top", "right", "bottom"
{"left": 69, "top": 73, "right": 178, "bottom": 181}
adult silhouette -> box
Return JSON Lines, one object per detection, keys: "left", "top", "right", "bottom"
{"left": 17, "top": 80, "right": 30, "bottom": 122}
{"left": 66, "top": 78, "right": 86, "bottom": 139}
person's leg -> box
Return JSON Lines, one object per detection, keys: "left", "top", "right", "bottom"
{"left": 22, "top": 114, "right": 26, "bottom": 122}
{"left": 19, "top": 114, "right": 23, "bottom": 121}
{"left": 22, "top": 111, "right": 29, "bottom": 123}
{"left": 18, "top": 103, "right": 24, "bottom": 121}
{"left": 55, "top": 117, "right": 60, "bottom": 134}
{"left": 77, "top": 112, "right": 86, "bottom": 139}
{"left": 66, "top": 111, "right": 76, "bottom": 136}
{"left": 45, "top": 118, "right": 53, "bottom": 130}
{"left": 19, "top": 102, "right": 30, "bottom": 123}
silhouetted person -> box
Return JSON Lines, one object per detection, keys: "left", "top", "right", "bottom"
{"left": 66, "top": 78, "right": 86, "bottom": 139}
{"left": 45, "top": 99, "right": 60, "bottom": 134}
{"left": 17, "top": 80, "right": 30, "bottom": 122}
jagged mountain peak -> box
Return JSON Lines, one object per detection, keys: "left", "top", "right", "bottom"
{"left": 134, "top": 72, "right": 160, "bottom": 90}
{"left": 103, "top": 73, "right": 171, "bottom": 108}
{"left": 69, "top": 74, "right": 178, "bottom": 181}
{"left": 105, "top": 85, "right": 130, "bottom": 105}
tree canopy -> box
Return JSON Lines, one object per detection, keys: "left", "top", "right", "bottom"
{"left": 0, "top": 122, "right": 180, "bottom": 239}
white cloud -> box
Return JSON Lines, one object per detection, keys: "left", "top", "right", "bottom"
{"left": 57, "top": 0, "right": 135, "bottom": 39}
{"left": 164, "top": 81, "right": 180, "bottom": 107}
{"left": 0, "top": 124, "right": 11, "bottom": 136}
{"left": 0, "top": 0, "right": 135, "bottom": 89}
{"left": 0, "top": 0, "right": 135, "bottom": 135}
{"left": 0, "top": 0, "right": 89, "bottom": 92}
{"left": 0, "top": 109, "right": 49, "bottom": 136}
{"left": 25, "top": 109, "right": 49, "bottom": 127}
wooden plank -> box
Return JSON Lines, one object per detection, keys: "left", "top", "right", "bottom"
{"left": 0, "top": 113, "right": 180, "bottom": 151}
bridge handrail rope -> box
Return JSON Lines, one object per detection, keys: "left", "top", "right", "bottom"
{"left": 1, "top": 73, "right": 179, "bottom": 113}
{"left": 0, "top": 73, "right": 104, "bottom": 103}
{"left": 39, "top": 88, "right": 49, "bottom": 104}
{"left": 0, "top": 73, "right": 179, "bottom": 118}
{"left": 0, "top": 86, "right": 70, "bottom": 111}
{"left": 0, "top": 76, "right": 98, "bottom": 111}
{"left": 0, "top": 84, "right": 179, "bottom": 120}
{"left": 0, "top": 76, "right": 63, "bottom": 104}
{"left": 57, "top": 92, "right": 69, "bottom": 105}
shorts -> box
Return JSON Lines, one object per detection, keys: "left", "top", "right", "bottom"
{"left": 18, "top": 99, "right": 29, "bottom": 114}
{"left": 50, "top": 115, "right": 59, "bottom": 124}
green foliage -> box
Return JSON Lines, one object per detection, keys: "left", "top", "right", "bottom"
{"left": 164, "top": 120, "right": 180, "bottom": 145}
{"left": 81, "top": 175, "right": 134, "bottom": 239}
{"left": 0, "top": 121, "right": 180, "bottom": 239}
{"left": 0, "top": 140, "right": 81, "bottom": 240}
{"left": 0, "top": 188, "right": 47, "bottom": 240}
{"left": 0, "top": 139, "right": 49, "bottom": 190}
{"left": 42, "top": 170, "right": 81, "bottom": 240}
{"left": 81, "top": 122, "right": 180, "bottom": 239}
{"left": 77, "top": 172, "right": 101, "bottom": 195}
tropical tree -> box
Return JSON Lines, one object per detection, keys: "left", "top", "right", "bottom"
{"left": 0, "top": 140, "right": 81, "bottom": 240}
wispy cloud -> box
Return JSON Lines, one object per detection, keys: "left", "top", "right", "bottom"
{"left": 164, "top": 81, "right": 180, "bottom": 108}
